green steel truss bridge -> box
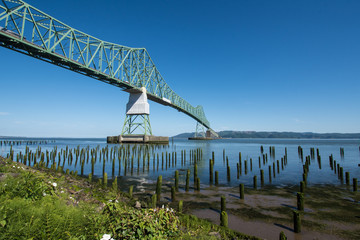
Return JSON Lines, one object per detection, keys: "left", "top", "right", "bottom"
{"left": 0, "top": 0, "right": 218, "bottom": 137}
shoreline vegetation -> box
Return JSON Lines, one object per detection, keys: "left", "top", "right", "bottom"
{"left": 0, "top": 156, "right": 258, "bottom": 240}
{"left": 174, "top": 131, "right": 360, "bottom": 139}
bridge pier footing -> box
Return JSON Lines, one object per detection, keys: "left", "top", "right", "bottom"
{"left": 107, "top": 135, "right": 169, "bottom": 144}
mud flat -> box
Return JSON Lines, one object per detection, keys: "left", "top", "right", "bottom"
{"left": 133, "top": 182, "right": 360, "bottom": 239}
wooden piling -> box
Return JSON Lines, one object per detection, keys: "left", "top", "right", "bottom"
{"left": 297, "top": 192, "right": 304, "bottom": 211}
{"left": 300, "top": 181, "right": 305, "bottom": 193}
{"left": 345, "top": 172, "right": 350, "bottom": 185}
{"left": 156, "top": 175, "right": 162, "bottom": 201}
{"left": 221, "top": 195, "right": 226, "bottom": 212}
{"left": 215, "top": 171, "right": 219, "bottom": 186}
{"left": 239, "top": 183, "right": 244, "bottom": 199}
{"left": 210, "top": 160, "right": 214, "bottom": 184}
{"left": 293, "top": 210, "right": 301, "bottom": 233}
{"left": 260, "top": 169, "right": 264, "bottom": 186}
{"left": 220, "top": 211, "right": 228, "bottom": 228}
{"left": 227, "top": 166, "right": 231, "bottom": 182}
{"left": 186, "top": 169, "right": 190, "bottom": 192}
{"left": 353, "top": 178, "right": 358, "bottom": 192}
{"left": 152, "top": 194, "right": 157, "bottom": 208}
{"left": 175, "top": 170, "right": 179, "bottom": 191}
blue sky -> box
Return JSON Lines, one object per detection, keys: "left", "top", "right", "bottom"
{"left": 1, "top": 0, "right": 360, "bottom": 137}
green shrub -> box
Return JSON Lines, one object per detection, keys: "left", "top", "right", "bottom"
{"left": 0, "top": 172, "right": 53, "bottom": 200}
{"left": 101, "top": 203, "right": 180, "bottom": 239}
{"left": 0, "top": 196, "right": 100, "bottom": 239}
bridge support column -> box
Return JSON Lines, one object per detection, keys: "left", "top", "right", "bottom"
{"left": 107, "top": 87, "right": 168, "bottom": 144}
{"left": 121, "top": 87, "right": 152, "bottom": 135}
{"left": 121, "top": 114, "right": 152, "bottom": 135}
{"left": 188, "top": 122, "right": 219, "bottom": 140}
{"left": 195, "top": 122, "right": 206, "bottom": 138}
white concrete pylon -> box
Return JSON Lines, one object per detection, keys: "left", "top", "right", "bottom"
{"left": 126, "top": 87, "right": 150, "bottom": 115}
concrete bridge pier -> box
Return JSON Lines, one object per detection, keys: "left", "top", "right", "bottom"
{"left": 107, "top": 87, "right": 169, "bottom": 144}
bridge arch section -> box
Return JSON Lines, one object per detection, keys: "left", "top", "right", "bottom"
{"left": 0, "top": 0, "right": 214, "bottom": 133}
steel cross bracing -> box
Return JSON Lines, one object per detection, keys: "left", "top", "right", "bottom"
{"left": 0, "top": 0, "right": 212, "bottom": 130}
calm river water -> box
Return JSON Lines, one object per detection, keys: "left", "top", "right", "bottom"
{"left": 1, "top": 138, "right": 359, "bottom": 188}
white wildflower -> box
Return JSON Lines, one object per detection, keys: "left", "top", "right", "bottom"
{"left": 17, "top": 166, "right": 20, "bottom": 169}
{"left": 115, "top": 200, "right": 118, "bottom": 203}
{"left": 166, "top": 207, "right": 169, "bottom": 212}
{"left": 52, "top": 182, "right": 57, "bottom": 187}
{"left": 100, "top": 234, "right": 114, "bottom": 240}
{"left": 43, "top": 192, "right": 47, "bottom": 196}
{"left": 60, "top": 190, "right": 64, "bottom": 193}
{"left": 162, "top": 205, "right": 164, "bottom": 209}
{"left": 108, "top": 200, "right": 112, "bottom": 203}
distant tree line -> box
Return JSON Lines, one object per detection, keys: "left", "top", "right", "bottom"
{"left": 174, "top": 131, "right": 360, "bottom": 139}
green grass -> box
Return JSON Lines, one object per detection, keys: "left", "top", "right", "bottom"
{"left": 0, "top": 157, "right": 257, "bottom": 239}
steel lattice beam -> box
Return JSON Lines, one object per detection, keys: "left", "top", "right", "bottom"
{"left": 0, "top": 0, "right": 212, "bottom": 129}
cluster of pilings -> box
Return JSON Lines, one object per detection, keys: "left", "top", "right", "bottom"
{"left": 0, "top": 139, "right": 54, "bottom": 146}
{"left": 5, "top": 143, "right": 205, "bottom": 189}
{"left": 291, "top": 146, "right": 359, "bottom": 235}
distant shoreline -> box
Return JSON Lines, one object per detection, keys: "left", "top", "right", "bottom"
{"left": 174, "top": 131, "right": 360, "bottom": 139}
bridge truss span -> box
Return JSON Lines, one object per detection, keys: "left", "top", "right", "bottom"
{"left": 0, "top": 0, "right": 212, "bottom": 130}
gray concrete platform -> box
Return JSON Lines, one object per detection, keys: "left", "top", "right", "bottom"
{"left": 107, "top": 135, "right": 169, "bottom": 144}
{"left": 188, "top": 137, "right": 214, "bottom": 140}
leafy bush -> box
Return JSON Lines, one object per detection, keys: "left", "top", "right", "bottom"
{"left": 0, "top": 195, "right": 101, "bottom": 240}
{"left": 0, "top": 171, "right": 53, "bottom": 200}
{"left": 101, "top": 203, "right": 180, "bottom": 239}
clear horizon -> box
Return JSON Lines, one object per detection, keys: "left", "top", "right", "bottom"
{"left": 1, "top": 0, "right": 360, "bottom": 138}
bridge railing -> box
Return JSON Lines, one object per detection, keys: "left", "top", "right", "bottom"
{"left": 0, "top": 0, "right": 210, "bottom": 128}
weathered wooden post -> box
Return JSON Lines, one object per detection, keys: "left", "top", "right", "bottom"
{"left": 260, "top": 169, "right": 264, "bottom": 186}
{"left": 297, "top": 192, "right": 304, "bottom": 211}
{"left": 220, "top": 211, "right": 228, "bottom": 228}
{"left": 196, "top": 177, "right": 200, "bottom": 191}
{"left": 175, "top": 170, "right": 179, "bottom": 191}
{"left": 152, "top": 194, "right": 157, "bottom": 208}
{"left": 240, "top": 183, "right": 245, "bottom": 199}
{"left": 345, "top": 172, "right": 350, "bottom": 186}
{"left": 253, "top": 176, "right": 257, "bottom": 189}
{"left": 227, "top": 165, "right": 231, "bottom": 182}
{"left": 129, "top": 185, "right": 133, "bottom": 198}
{"left": 353, "top": 178, "right": 358, "bottom": 192}
{"left": 221, "top": 195, "right": 226, "bottom": 212}
{"left": 210, "top": 160, "right": 214, "bottom": 184}
{"left": 178, "top": 200, "right": 183, "bottom": 213}
{"left": 293, "top": 210, "right": 301, "bottom": 233}
{"left": 300, "top": 181, "right": 305, "bottom": 193}
{"left": 215, "top": 171, "right": 219, "bottom": 186}
{"left": 103, "top": 172, "right": 108, "bottom": 187}
{"left": 156, "top": 175, "right": 162, "bottom": 201}
{"left": 186, "top": 169, "right": 190, "bottom": 192}
{"left": 268, "top": 165, "right": 272, "bottom": 183}
{"left": 112, "top": 177, "right": 118, "bottom": 191}
{"left": 279, "top": 231, "right": 287, "bottom": 240}
{"left": 194, "top": 163, "right": 198, "bottom": 185}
